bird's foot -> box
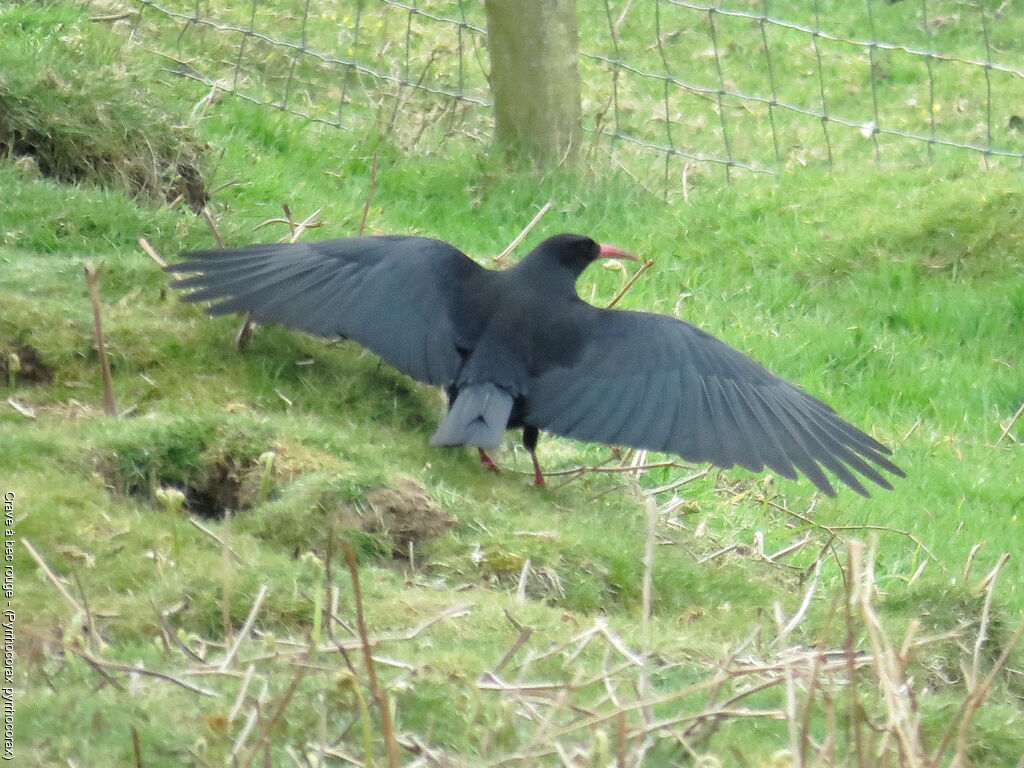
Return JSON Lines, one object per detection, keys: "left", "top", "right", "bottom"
{"left": 477, "top": 448, "right": 499, "bottom": 472}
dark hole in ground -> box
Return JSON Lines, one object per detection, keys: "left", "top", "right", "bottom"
{"left": 1, "top": 344, "right": 53, "bottom": 385}
{"left": 180, "top": 460, "right": 243, "bottom": 520}
{"left": 98, "top": 453, "right": 255, "bottom": 520}
{"left": 181, "top": 458, "right": 246, "bottom": 519}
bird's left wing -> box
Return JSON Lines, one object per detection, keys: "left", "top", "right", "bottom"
{"left": 524, "top": 309, "right": 903, "bottom": 497}
{"left": 167, "top": 236, "right": 483, "bottom": 386}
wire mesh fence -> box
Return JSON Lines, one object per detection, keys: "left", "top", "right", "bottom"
{"left": 115, "top": 0, "right": 1024, "bottom": 192}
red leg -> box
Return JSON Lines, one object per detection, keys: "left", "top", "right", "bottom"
{"left": 530, "top": 450, "right": 545, "bottom": 487}
{"left": 478, "top": 448, "right": 499, "bottom": 472}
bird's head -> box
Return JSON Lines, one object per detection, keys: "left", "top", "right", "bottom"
{"left": 518, "top": 233, "right": 635, "bottom": 286}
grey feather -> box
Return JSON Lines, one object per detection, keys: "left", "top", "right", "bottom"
{"left": 430, "top": 384, "right": 514, "bottom": 449}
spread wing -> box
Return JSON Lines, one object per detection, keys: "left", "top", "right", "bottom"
{"left": 166, "top": 235, "right": 483, "bottom": 386}
{"left": 525, "top": 309, "right": 904, "bottom": 497}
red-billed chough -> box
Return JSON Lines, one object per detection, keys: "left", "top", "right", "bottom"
{"left": 167, "top": 232, "right": 904, "bottom": 495}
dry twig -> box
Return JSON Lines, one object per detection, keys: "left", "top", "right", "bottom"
{"left": 189, "top": 517, "right": 246, "bottom": 564}
{"left": 83, "top": 262, "right": 117, "bottom": 416}
{"left": 995, "top": 400, "right": 1023, "bottom": 445}
{"left": 342, "top": 538, "right": 401, "bottom": 768}
{"left": 606, "top": 258, "right": 656, "bottom": 309}
{"left": 137, "top": 237, "right": 168, "bottom": 268}
{"left": 492, "top": 202, "right": 553, "bottom": 263}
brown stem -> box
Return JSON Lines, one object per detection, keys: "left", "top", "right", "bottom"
{"left": 342, "top": 539, "right": 400, "bottom": 768}
{"left": 84, "top": 262, "right": 116, "bottom": 416}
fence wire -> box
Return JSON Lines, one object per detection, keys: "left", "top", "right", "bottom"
{"left": 112, "top": 0, "right": 1024, "bottom": 191}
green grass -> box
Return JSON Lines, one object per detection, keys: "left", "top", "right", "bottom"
{"left": 5, "top": 3, "right": 1024, "bottom": 766}
{"left": 114, "top": 0, "right": 1024, "bottom": 185}
{"left": 0, "top": 3, "right": 206, "bottom": 209}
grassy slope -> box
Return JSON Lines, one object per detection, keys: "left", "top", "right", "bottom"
{"left": 4, "top": 5, "right": 1023, "bottom": 767}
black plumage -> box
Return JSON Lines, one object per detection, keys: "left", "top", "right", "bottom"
{"left": 167, "top": 232, "right": 904, "bottom": 495}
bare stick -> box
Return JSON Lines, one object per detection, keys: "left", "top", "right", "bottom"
{"left": 287, "top": 208, "right": 323, "bottom": 243}
{"left": 236, "top": 662, "right": 308, "bottom": 768}
{"left": 68, "top": 564, "right": 105, "bottom": 652}
{"left": 323, "top": 527, "right": 361, "bottom": 681}
{"left": 71, "top": 648, "right": 219, "bottom": 696}
{"left": 490, "top": 626, "right": 534, "bottom": 676}
{"left": 843, "top": 543, "right": 866, "bottom": 768}
{"left": 995, "top": 400, "right": 1024, "bottom": 445}
{"left": 189, "top": 518, "right": 246, "bottom": 564}
{"left": 646, "top": 467, "right": 709, "bottom": 495}
{"left": 775, "top": 560, "right": 822, "bottom": 645}
{"left": 639, "top": 495, "right": 658, "bottom": 725}
{"left": 221, "top": 512, "right": 234, "bottom": 649}
{"left": 137, "top": 237, "right": 168, "bottom": 268}
{"left": 230, "top": 680, "right": 267, "bottom": 761}
{"left": 765, "top": 500, "right": 943, "bottom": 568}
{"left": 358, "top": 153, "right": 378, "bottom": 236}
{"left": 282, "top": 202, "right": 296, "bottom": 239}
{"left": 515, "top": 558, "right": 530, "bottom": 603}
{"left": 150, "top": 600, "right": 206, "bottom": 664}
{"left": 228, "top": 664, "right": 257, "bottom": 723}
{"left": 84, "top": 262, "right": 116, "bottom": 416}
{"left": 131, "top": 725, "right": 143, "bottom": 768}
{"left": 252, "top": 208, "right": 324, "bottom": 241}
{"left": 492, "top": 202, "right": 553, "bottom": 263}
{"left": 202, "top": 207, "right": 225, "bottom": 247}
{"left": 220, "top": 584, "right": 268, "bottom": 670}
{"left": 900, "top": 415, "right": 922, "bottom": 445}
{"left": 237, "top": 602, "right": 472, "bottom": 662}
{"left": 22, "top": 538, "right": 85, "bottom": 614}
{"left": 543, "top": 458, "right": 686, "bottom": 480}
{"left": 942, "top": 619, "right": 1024, "bottom": 767}
{"left": 606, "top": 259, "right": 656, "bottom": 309}
{"left": 90, "top": 10, "right": 134, "bottom": 22}
{"left": 342, "top": 538, "right": 400, "bottom": 768}
{"left": 975, "top": 551, "right": 1011, "bottom": 593}
{"left": 6, "top": 398, "right": 35, "bottom": 420}
{"left": 962, "top": 542, "right": 984, "bottom": 583}
{"left": 615, "top": 709, "right": 627, "bottom": 768}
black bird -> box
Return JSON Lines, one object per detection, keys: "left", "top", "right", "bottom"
{"left": 167, "top": 233, "right": 904, "bottom": 496}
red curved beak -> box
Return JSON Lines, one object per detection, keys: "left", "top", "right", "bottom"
{"left": 598, "top": 243, "right": 637, "bottom": 262}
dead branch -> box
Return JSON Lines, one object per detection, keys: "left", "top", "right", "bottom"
{"left": 22, "top": 538, "right": 86, "bottom": 615}
{"left": 71, "top": 647, "right": 219, "bottom": 697}
{"left": 83, "top": 262, "right": 117, "bottom": 416}
{"left": 492, "top": 202, "right": 553, "bottom": 263}
{"left": 606, "top": 258, "right": 656, "bottom": 309}
{"left": 995, "top": 400, "right": 1023, "bottom": 445}
{"left": 358, "top": 153, "right": 379, "bottom": 236}
{"left": 201, "top": 206, "right": 225, "bottom": 247}
{"left": 342, "top": 538, "right": 401, "bottom": 768}
{"left": 189, "top": 517, "right": 247, "bottom": 564}
{"left": 236, "top": 659, "right": 308, "bottom": 768}
{"left": 138, "top": 237, "right": 168, "bottom": 268}
{"left": 220, "top": 585, "right": 268, "bottom": 670}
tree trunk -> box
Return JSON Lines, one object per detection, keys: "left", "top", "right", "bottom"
{"left": 484, "top": 0, "right": 582, "bottom": 166}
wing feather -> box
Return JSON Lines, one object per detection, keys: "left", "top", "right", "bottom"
{"left": 167, "top": 236, "right": 483, "bottom": 386}
{"left": 525, "top": 309, "right": 902, "bottom": 496}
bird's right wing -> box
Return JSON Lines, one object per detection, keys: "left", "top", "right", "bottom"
{"left": 166, "top": 236, "right": 483, "bottom": 386}
{"left": 524, "top": 309, "right": 904, "bottom": 497}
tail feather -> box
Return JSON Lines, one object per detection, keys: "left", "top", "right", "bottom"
{"left": 430, "top": 384, "right": 513, "bottom": 449}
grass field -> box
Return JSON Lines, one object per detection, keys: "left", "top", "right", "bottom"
{"left": 113, "top": 0, "right": 1024, "bottom": 181}
{"left": 3, "top": 3, "right": 1023, "bottom": 766}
